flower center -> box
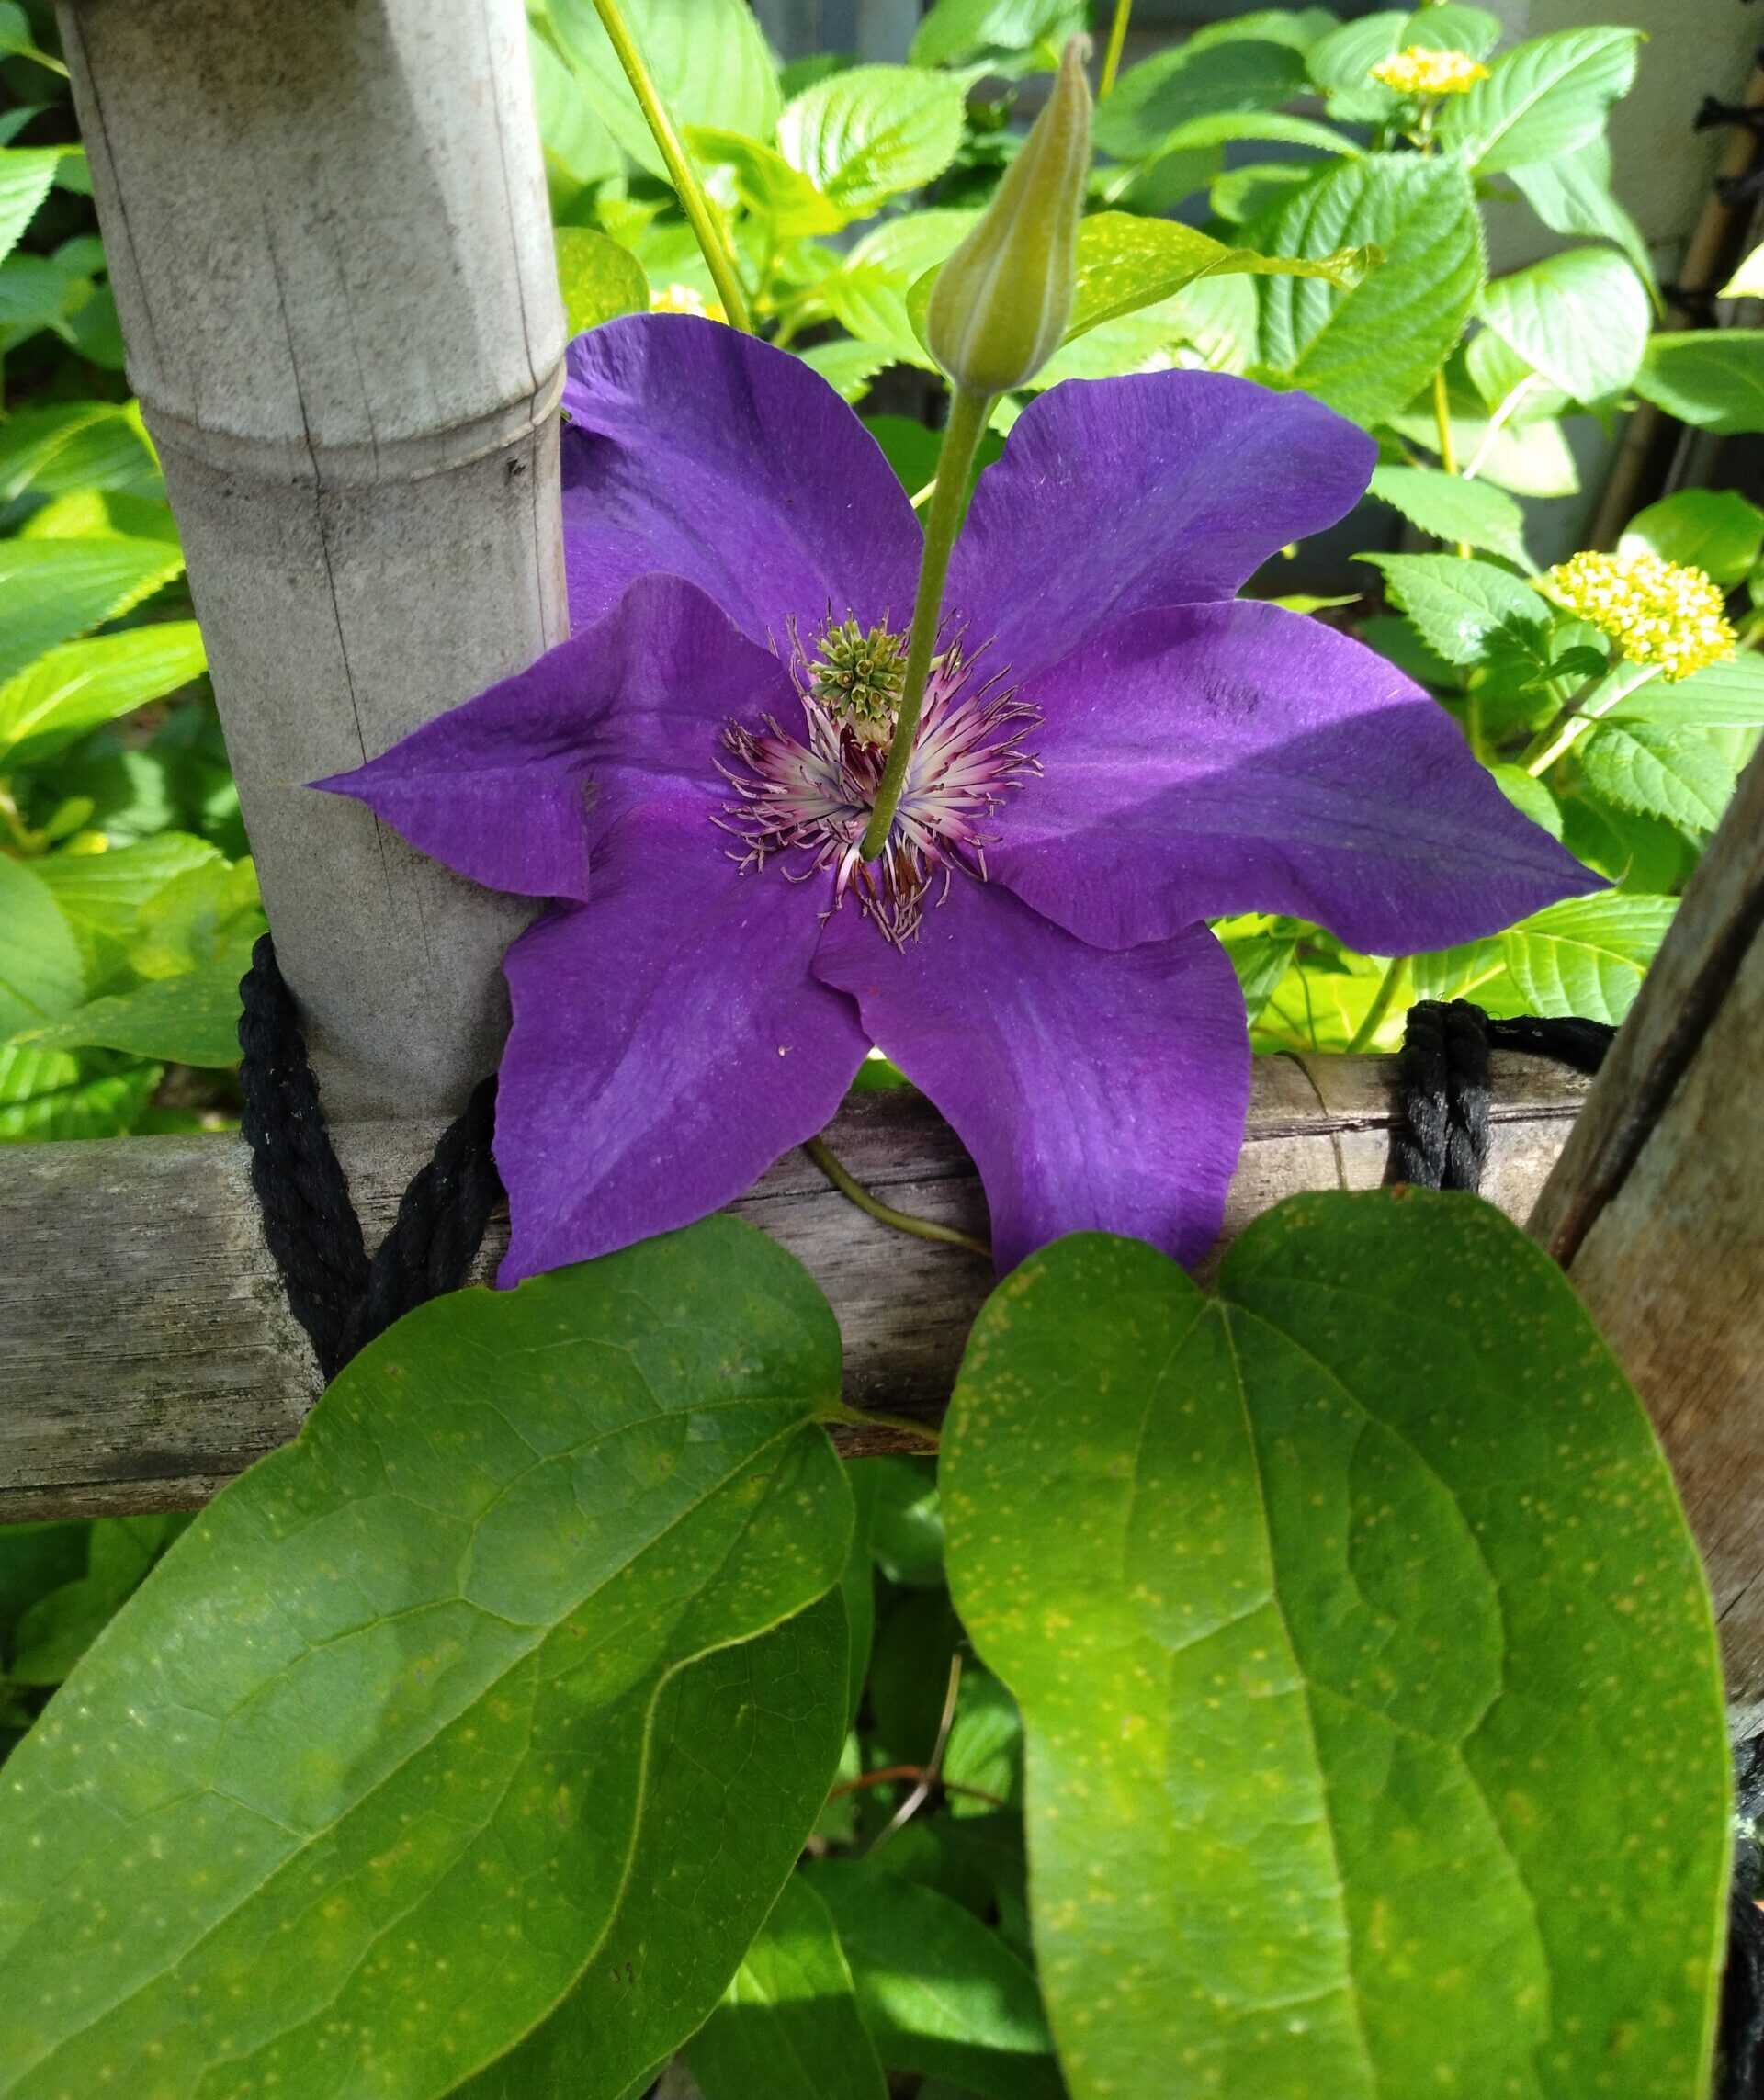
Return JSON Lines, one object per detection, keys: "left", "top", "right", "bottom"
{"left": 718, "top": 611, "right": 1037, "bottom": 943}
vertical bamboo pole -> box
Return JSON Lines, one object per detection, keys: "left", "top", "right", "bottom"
{"left": 57, "top": 0, "right": 568, "bottom": 1119}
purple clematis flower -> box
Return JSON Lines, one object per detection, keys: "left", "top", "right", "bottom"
{"left": 322, "top": 314, "right": 1594, "bottom": 1284}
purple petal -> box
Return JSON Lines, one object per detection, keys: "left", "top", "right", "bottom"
{"left": 813, "top": 884, "right": 1250, "bottom": 1273}
{"left": 316, "top": 576, "right": 794, "bottom": 901}
{"left": 496, "top": 813, "right": 869, "bottom": 1282}
{"left": 991, "top": 599, "right": 1598, "bottom": 954}
{"left": 561, "top": 314, "right": 922, "bottom": 648}
{"left": 946, "top": 369, "right": 1375, "bottom": 682}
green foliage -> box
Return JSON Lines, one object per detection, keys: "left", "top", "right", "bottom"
{"left": 1364, "top": 465, "right": 1529, "bottom": 566}
{"left": 942, "top": 1200, "right": 1729, "bottom": 2100}
{"left": 686, "top": 1876, "right": 888, "bottom": 2100}
{"left": 1476, "top": 245, "right": 1649, "bottom": 404}
{"left": 777, "top": 65, "right": 967, "bottom": 223}
{"left": 1412, "top": 894, "right": 1678, "bottom": 1020}
{"left": 1253, "top": 154, "right": 1485, "bottom": 426}
{"left": 1439, "top": 26, "right": 1641, "bottom": 174}
{"left": 1635, "top": 330, "right": 1764, "bottom": 436}
{"left": 554, "top": 223, "right": 648, "bottom": 334}
{"left": 0, "top": 1221, "right": 854, "bottom": 2100}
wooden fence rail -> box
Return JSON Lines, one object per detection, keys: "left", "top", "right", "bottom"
{"left": 0, "top": 1053, "right": 1589, "bottom": 1520}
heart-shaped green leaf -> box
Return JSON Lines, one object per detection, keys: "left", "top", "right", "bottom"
{"left": 0, "top": 1219, "right": 854, "bottom": 2100}
{"left": 943, "top": 1196, "right": 1729, "bottom": 2100}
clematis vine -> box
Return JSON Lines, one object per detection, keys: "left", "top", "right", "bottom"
{"left": 323, "top": 315, "right": 1596, "bottom": 1283}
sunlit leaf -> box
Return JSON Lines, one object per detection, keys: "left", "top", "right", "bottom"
{"left": 778, "top": 65, "right": 967, "bottom": 220}
{"left": 1478, "top": 247, "right": 1649, "bottom": 403}
{"left": 1412, "top": 892, "right": 1675, "bottom": 1020}
{"left": 943, "top": 1201, "right": 1729, "bottom": 2100}
{"left": 0, "top": 1221, "right": 853, "bottom": 2100}
{"left": 1440, "top": 26, "right": 1641, "bottom": 175}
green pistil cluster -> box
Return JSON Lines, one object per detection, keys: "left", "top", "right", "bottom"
{"left": 812, "top": 618, "right": 908, "bottom": 745}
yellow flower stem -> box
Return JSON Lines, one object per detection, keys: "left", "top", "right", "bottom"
{"left": 803, "top": 1134, "right": 992, "bottom": 1261}
{"left": 1345, "top": 954, "right": 1411, "bottom": 1055}
{"left": 860, "top": 384, "right": 997, "bottom": 862}
{"left": 588, "top": 0, "right": 753, "bottom": 334}
{"left": 1100, "top": 0, "right": 1133, "bottom": 97}
{"left": 1521, "top": 660, "right": 1659, "bottom": 777}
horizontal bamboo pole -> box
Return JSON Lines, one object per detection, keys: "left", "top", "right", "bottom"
{"left": 0, "top": 1054, "right": 1589, "bottom": 1518}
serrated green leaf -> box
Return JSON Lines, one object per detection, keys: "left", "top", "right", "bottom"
{"left": 805, "top": 1862, "right": 1061, "bottom": 2100}
{"left": 1064, "top": 210, "right": 1372, "bottom": 344}
{"left": 1510, "top": 135, "right": 1656, "bottom": 302}
{"left": 1607, "top": 650, "right": 1764, "bottom": 729}
{"left": 554, "top": 225, "right": 648, "bottom": 336}
{"left": 1357, "top": 551, "right": 1546, "bottom": 665}
{"left": 1365, "top": 465, "right": 1529, "bottom": 565}
{"left": 1096, "top": 37, "right": 1308, "bottom": 162}
{"left": 0, "top": 147, "right": 62, "bottom": 267}
{"left": 0, "top": 401, "right": 159, "bottom": 511}
{"left": 0, "top": 1044, "right": 160, "bottom": 1143}
{"left": 942, "top": 1199, "right": 1729, "bottom": 2100}
{"left": 1412, "top": 892, "right": 1674, "bottom": 1019}
{"left": 0, "top": 854, "right": 82, "bottom": 1041}
{"left": 1255, "top": 154, "right": 1484, "bottom": 428}
{"left": 0, "top": 1221, "right": 853, "bottom": 2100}
{"left": 15, "top": 957, "right": 247, "bottom": 1067}
{"left": 0, "top": 536, "right": 187, "bottom": 686}
{"left": 32, "top": 834, "right": 220, "bottom": 976}
{"left": 687, "top": 1874, "right": 888, "bottom": 2100}
{"left": 778, "top": 65, "right": 967, "bottom": 220}
{"left": 797, "top": 338, "right": 892, "bottom": 402}
{"left": 1479, "top": 246, "right": 1648, "bottom": 403}
{"left": 1186, "top": 7, "right": 1340, "bottom": 56}
{"left": 1578, "top": 720, "right": 1735, "bottom": 834}
{"left": 0, "top": 621, "right": 205, "bottom": 765}
{"left": 1634, "top": 331, "right": 1764, "bottom": 437}
{"left": 1620, "top": 488, "right": 1764, "bottom": 586}
{"left": 457, "top": 1595, "right": 851, "bottom": 2100}
{"left": 691, "top": 126, "right": 844, "bottom": 238}
{"left": 1489, "top": 762, "right": 1565, "bottom": 839}
{"left": 909, "top": 0, "right": 1083, "bottom": 74}
{"left": 546, "top": 0, "right": 780, "bottom": 181}
{"left": 1439, "top": 27, "right": 1640, "bottom": 175}
{"left": 1399, "top": 3, "right": 1501, "bottom": 57}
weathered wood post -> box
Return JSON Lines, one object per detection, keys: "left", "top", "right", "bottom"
{"left": 56, "top": 0, "right": 567, "bottom": 1120}
{"left": 1532, "top": 742, "right": 1764, "bottom": 1716}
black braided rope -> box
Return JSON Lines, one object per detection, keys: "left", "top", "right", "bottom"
{"left": 1391, "top": 998, "right": 1616, "bottom": 1192}
{"left": 237, "top": 935, "right": 502, "bottom": 1382}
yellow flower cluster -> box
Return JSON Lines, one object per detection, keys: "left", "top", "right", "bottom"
{"left": 1540, "top": 550, "right": 1737, "bottom": 683}
{"left": 1370, "top": 45, "right": 1490, "bottom": 96}
{"left": 650, "top": 282, "right": 727, "bottom": 324}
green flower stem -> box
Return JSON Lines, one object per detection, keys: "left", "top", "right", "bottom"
{"left": 814, "top": 1397, "right": 942, "bottom": 1450}
{"left": 1521, "top": 659, "right": 1659, "bottom": 777}
{"left": 1345, "top": 954, "right": 1411, "bottom": 1055}
{"left": 860, "top": 384, "right": 996, "bottom": 861}
{"left": 803, "top": 1134, "right": 991, "bottom": 1261}
{"left": 1100, "top": 0, "right": 1133, "bottom": 97}
{"left": 588, "top": 0, "right": 753, "bottom": 333}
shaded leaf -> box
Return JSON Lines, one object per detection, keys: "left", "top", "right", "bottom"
{"left": 910, "top": 0, "right": 1082, "bottom": 75}
{"left": 942, "top": 1201, "right": 1728, "bottom": 2100}
{"left": 1510, "top": 136, "right": 1655, "bottom": 299}
{"left": 1096, "top": 37, "right": 1307, "bottom": 161}
{"left": 805, "top": 1861, "right": 1061, "bottom": 2100}
{"left": 9, "top": 1518, "right": 186, "bottom": 1689}
{"left": 12, "top": 957, "right": 247, "bottom": 1067}
{"left": 1607, "top": 651, "right": 1764, "bottom": 730}
{"left": 0, "top": 1043, "right": 160, "bottom": 1143}
{"left": 0, "top": 854, "right": 82, "bottom": 1040}
{"left": 687, "top": 1875, "right": 888, "bottom": 2100}
{"left": 0, "top": 1220, "right": 853, "bottom": 2100}
{"left": 1255, "top": 154, "right": 1484, "bottom": 428}
{"left": 32, "top": 832, "right": 220, "bottom": 976}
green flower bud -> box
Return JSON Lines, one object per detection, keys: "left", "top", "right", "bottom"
{"left": 927, "top": 38, "right": 1091, "bottom": 397}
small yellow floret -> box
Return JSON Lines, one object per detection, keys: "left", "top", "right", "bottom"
{"left": 1540, "top": 550, "right": 1737, "bottom": 683}
{"left": 1370, "top": 46, "right": 1490, "bottom": 96}
{"left": 650, "top": 282, "right": 727, "bottom": 324}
